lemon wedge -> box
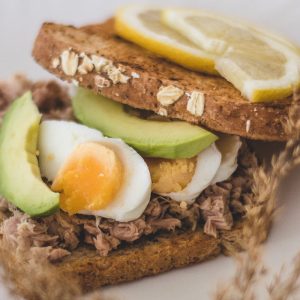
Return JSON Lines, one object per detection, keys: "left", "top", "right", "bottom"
{"left": 115, "top": 6, "right": 217, "bottom": 75}
{"left": 162, "top": 9, "right": 300, "bottom": 102}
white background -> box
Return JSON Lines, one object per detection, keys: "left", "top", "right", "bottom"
{"left": 0, "top": 1, "right": 300, "bottom": 299}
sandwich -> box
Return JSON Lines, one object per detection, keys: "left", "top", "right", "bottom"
{"left": 0, "top": 6, "right": 299, "bottom": 290}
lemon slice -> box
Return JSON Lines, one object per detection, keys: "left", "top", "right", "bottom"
{"left": 115, "top": 6, "right": 217, "bottom": 75}
{"left": 162, "top": 9, "right": 300, "bottom": 102}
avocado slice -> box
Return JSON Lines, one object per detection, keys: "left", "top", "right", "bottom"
{"left": 0, "top": 92, "right": 59, "bottom": 216}
{"left": 72, "top": 88, "right": 218, "bottom": 159}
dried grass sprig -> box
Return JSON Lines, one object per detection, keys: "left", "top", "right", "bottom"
{"left": 268, "top": 251, "right": 300, "bottom": 300}
{"left": 214, "top": 88, "right": 300, "bottom": 300}
{"left": 214, "top": 246, "right": 266, "bottom": 300}
{"left": 0, "top": 238, "right": 104, "bottom": 300}
{"left": 245, "top": 92, "right": 300, "bottom": 248}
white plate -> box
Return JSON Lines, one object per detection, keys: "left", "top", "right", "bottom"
{"left": 0, "top": 1, "right": 300, "bottom": 299}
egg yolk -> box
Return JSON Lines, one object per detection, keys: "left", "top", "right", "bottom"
{"left": 51, "top": 142, "right": 123, "bottom": 214}
{"left": 145, "top": 157, "right": 197, "bottom": 194}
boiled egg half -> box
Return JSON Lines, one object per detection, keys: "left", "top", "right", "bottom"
{"left": 146, "top": 135, "right": 242, "bottom": 203}
{"left": 38, "top": 120, "right": 152, "bottom": 222}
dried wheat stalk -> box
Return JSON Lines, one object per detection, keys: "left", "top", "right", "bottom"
{"left": 214, "top": 88, "right": 300, "bottom": 300}
{"left": 268, "top": 251, "right": 300, "bottom": 300}
{"left": 0, "top": 238, "right": 104, "bottom": 300}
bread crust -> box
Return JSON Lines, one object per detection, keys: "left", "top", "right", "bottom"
{"left": 32, "top": 19, "right": 290, "bottom": 142}
{"left": 55, "top": 220, "right": 254, "bottom": 290}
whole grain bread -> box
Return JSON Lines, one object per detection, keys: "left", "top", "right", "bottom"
{"left": 32, "top": 19, "right": 290, "bottom": 142}
{"left": 57, "top": 220, "right": 251, "bottom": 290}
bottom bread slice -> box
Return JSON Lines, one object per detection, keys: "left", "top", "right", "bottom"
{"left": 57, "top": 220, "right": 249, "bottom": 290}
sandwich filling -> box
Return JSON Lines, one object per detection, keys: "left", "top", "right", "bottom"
{"left": 0, "top": 76, "right": 257, "bottom": 261}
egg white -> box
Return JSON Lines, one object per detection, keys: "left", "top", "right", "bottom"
{"left": 160, "top": 143, "right": 222, "bottom": 203}
{"left": 38, "top": 120, "right": 104, "bottom": 181}
{"left": 38, "top": 120, "right": 151, "bottom": 222}
{"left": 156, "top": 135, "right": 241, "bottom": 203}
{"left": 80, "top": 138, "right": 152, "bottom": 222}
{"left": 212, "top": 135, "right": 242, "bottom": 184}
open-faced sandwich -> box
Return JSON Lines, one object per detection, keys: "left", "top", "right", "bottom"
{"left": 0, "top": 6, "right": 299, "bottom": 290}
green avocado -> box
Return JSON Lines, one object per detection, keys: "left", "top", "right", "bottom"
{"left": 72, "top": 88, "right": 218, "bottom": 159}
{"left": 0, "top": 92, "right": 59, "bottom": 216}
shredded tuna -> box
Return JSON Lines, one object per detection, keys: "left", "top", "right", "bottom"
{"left": 0, "top": 210, "right": 29, "bottom": 244}
{"left": 32, "top": 81, "right": 69, "bottom": 112}
{"left": 0, "top": 197, "right": 9, "bottom": 212}
{"left": 148, "top": 218, "right": 181, "bottom": 231}
{"left": 31, "top": 246, "right": 70, "bottom": 262}
{"left": 110, "top": 219, "right": 146, "bottom": 242}
{"left": 84, "top": 223, "right": 100, "bottom": 236}
{"left": 83, "top": 223, "right": 120, "bottom": 256}
{"left": 197, "top": 143, "right": 256, "bottom": 237}
{"left": 0, "top": 74, "right": 72, "bottom": 121}
{"left": 0, "top": 76, "right": 257, "bottom": 259}
{"left": 93, "top": 231, "right": 113, "bottom": 257}
{"left": 17, "top": 221, "right": 59, "bottom": 248}
{"left": 0, "top": 197, "right": 11, "bottom": 222}
{"left": 144, "top": 199, "right": 164, "bottom": 218}
{"left": 167, "top": 200, "right": 200, "bottom": 230}
{"left": 49, "top": 214, "right": 80, "bottom": 250}
{"left": 48, "top": 248, "right": 71, "bottom": 262}
{"left": 200, "top": 196, "right": 233, "bottom": 238}
{"left": 32, "top": 81, "right": 73, "bottom": 121}
{"left": 0, "top": 210, "right": 66, "bottom": 261}
{"left": 0, "top": 145, "right": 256, "bottom": 258}
{"left": 0, "top": 74, "right": 32, "bottom": 119}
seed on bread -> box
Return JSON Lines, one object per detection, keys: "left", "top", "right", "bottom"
{"left": 157, "top": 85, "right": 184, "bottom": 106}
{"left": 60, "top": 50, "right": 79, "bottom": 76}
{"left": 157, "top": 107, "right": 168, "bottom": 116}
{"left": 246, "top": 120, "right": 251, "bottom": 133}
{"left": 78, "top": 54, "right": 94, "bottom": 75}
{"left": 104, "top": 65, "right": 130, "bottom": 84}
{"left": 72, "top": 79, "right": 79, "bottom": 86}
{"left": 57, "top": 49, "right": 129, "bottom": 85}
{"left": 131, "top": 72, "right": 140, "bottom": 79}
{"left": 91, "top": 55, "right": 110, "bottom": 72}
{"left": 90, "top": 54, "right": 130, "bottom": 84}
{"left": 94, "top": 75, "right": 111, "bottom": 88}
{"left": 51, "top": 57, "right": 60, "bottom": 69}
{"left": 187, "top": 91, "right": 205, "bottom": 117}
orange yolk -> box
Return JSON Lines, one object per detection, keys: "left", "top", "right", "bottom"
{"left": 51, "top": 142, "right": 123, "bottom": 215}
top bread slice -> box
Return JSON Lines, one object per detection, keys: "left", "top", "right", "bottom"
{"left": 32, "top": 19, "right": 290, "bottom": 142}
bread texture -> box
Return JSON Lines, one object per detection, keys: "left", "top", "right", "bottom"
{"left": 57, "top": 221, "right": 247, "bottom": 290}
{"left": 32, "top": 19, "right": 290, "bottom": 142}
